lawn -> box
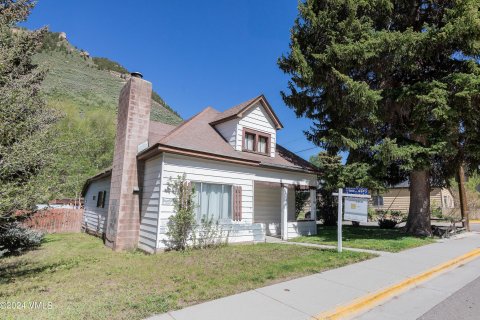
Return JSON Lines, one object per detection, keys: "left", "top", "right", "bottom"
{"left": 0, "top": 233, "right": 374, "bottom": 320}
{"left": 291, "top": 225, "right": 435, "bottom": 252}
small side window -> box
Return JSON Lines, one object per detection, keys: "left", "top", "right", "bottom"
{"left": 96, "top": 191, "right": 104, "bottom": 208}
{"left": 101, "top": 191, "right": 107, "bottom": 208}
{"left": 373, "top": 195, "right": 384, "bottom": 206}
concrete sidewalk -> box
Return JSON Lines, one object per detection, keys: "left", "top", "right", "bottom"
{"left": 355, "top": 257, "right": 480, "bottom": 319}
{"left": 147, "top": 233, "right": 480, "bottom": 320}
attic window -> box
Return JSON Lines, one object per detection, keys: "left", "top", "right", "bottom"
{"left": 244, "top": 133, "right": 255, "bottom": 151}
{"left": 258, "top": 136, "right": 268, "bottom": 153}
{"left": 242, "top": 128, "right": 270, "bottom": 155}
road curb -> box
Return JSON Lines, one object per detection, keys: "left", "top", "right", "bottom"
{"left": 313, "top": 248, "right": 480, "bottom": 320}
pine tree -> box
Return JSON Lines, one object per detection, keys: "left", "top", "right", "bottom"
{"left": 279, "top": 0, "right": 480, "bottom": 236}
{"left": 310, "top": 152, "right": 383, "bottom": 225}
{"left": 0, "top": 0, "right": 59, "bottom": 221}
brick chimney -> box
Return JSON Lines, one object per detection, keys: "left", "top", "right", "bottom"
{"left": 105, "top": 73, "right": 152, "bottom": 251}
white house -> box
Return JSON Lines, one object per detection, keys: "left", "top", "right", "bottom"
{"left": 81, "top": 73, "right": 319, "bottom": 253}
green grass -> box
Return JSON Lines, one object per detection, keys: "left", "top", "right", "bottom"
{"left": 291, "top": 225, "right": 435, "bottom": 252}
{"left": 0, "top": 233, "right": 374, "bottom": 320}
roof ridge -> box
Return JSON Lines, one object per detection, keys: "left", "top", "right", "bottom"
{"left": 160, "top": 106, "right": 217, "bottom": 143}
{"left": 210, "top": 94, "right": 283, "bottom": 129}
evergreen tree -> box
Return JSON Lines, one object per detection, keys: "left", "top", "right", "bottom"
{"left": 280, "top": 0, "right": 480, "bottom": 236}
{"left": 310, "top": 152, "right": 383, "bottom": 225}
{"left": 0, "top": 0, "right": 59, "bottom": 221}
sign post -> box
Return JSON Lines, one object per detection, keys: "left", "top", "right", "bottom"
{"left": 333, "top": 187, "right": 370, "bottom": 253}
{"left": 337, "top": 188, "right": 343, "bottom": 252}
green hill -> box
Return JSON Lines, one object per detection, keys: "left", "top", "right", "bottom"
{"left": 35, "top": 31, "right": 181, "bottom": 124}
{"left": 32, "top": 31, "right": 182, "bottom": 201}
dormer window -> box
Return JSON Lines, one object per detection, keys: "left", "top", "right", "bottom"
{"left": 242, "top": 128, "right": 270, "bottom": 155}
{"left": 258, "top": 136, "right": 268, "bottom": 153}
{"left": 244, "top": 132, "right": 255, "bottom": 151}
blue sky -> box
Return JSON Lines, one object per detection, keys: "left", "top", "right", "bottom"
{"left": 23, "top": 0, "right": 321, "bottom": 160}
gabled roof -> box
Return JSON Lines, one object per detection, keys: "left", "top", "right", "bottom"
{"left": 83, "top": 96, "right": 317, "bottom": 194}
{"left": 209, "top": 95, "right": 284, "bottom": 129}
{"left": 140, "top": 102, "right": 317, "bottom": 173}
{"left": 81, "top": 167, "right": 112, "bottom": 196}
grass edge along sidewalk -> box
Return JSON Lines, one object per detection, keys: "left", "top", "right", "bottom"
{"left": 0, "top": 233, "right": 375, "bottom": 320}
{"left": 291, "top": 225, "right": 435, "bottom": 252}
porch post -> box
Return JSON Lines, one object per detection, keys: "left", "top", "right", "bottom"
{"left": 281, "top": 184, "right": 288, "bottom": 240}
{"left": 310, "top": 187, "right": 317, "bottom": 221}
{"left": 310, "top": 187, "right": 317, "bottom": 236}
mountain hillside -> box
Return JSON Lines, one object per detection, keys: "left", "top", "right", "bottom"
{"left": 31, "top": 31, "right": 182, "bottom": 201}
{"left": 35, "top": 31, "right": 182, "bottom": 124}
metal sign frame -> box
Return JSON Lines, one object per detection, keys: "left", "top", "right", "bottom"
{"left": 332, "top": 188, "right": 371, "bottom": 252}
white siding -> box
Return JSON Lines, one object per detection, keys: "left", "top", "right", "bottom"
{"left": 156, "top": 153, "right": 316, "bottom": 249}
{"left": 138, "top": 155, "right": 162, "bottom": 253}
{"left": 159, "top": 153, "right": 256, "bottom": 248}
{"left": 287, "top": 221, "right": 317, "bottom": 238}
{"left": 83, "top": 177, "right": 111, "bottom": 235}
{"left": 253, "top": 184, "right": 295, "bottom": 236}
{"left": 215, "top": 119, "right": 238, "bottom": 149}
{"left": 237, "top": 102, "right": 277, "bottom": 157}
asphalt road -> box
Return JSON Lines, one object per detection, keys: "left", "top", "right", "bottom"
{"left": 419, "top": 223, "right": 480, "bottom": 320}
{"left": 471, "top": 223, "right": 480, "bottom": 232}
{"left": 418, "top": 275, "right": 480, "bottom": 320}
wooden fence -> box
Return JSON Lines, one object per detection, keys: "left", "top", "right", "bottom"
{"left": 25, "top": 209, "right": 83, "bottom": 233}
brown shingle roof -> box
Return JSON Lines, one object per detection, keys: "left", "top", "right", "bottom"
{"left": 145, "top": 102, "right": 317, "bottom": 173}
{"left": 84, "top": 97, "right": 317, "bottom": 194}
{"left": 148, "top": 120, "right": 177, "bottom": 142}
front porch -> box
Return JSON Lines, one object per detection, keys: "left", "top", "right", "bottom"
{"left": 253, "top": 181, "right": 317, "bottom": 240}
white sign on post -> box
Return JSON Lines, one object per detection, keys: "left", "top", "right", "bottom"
{"left": 344, "top": 197, "right": 368, "bottom": 222}
{"left": 333, "top": 187, "right": 371, "bottom": 252}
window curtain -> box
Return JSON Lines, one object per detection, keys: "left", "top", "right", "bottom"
{"left": 194, "top": 182, "right": 202, "bottom": 222}
{"left": 222, "top": 185, "right": 232, "bottom": 219}
{"left": 193, "top": 183, "right": 232, "bottom": 223}
{"left": 204, "top": 183, "right": 222, "bottom": 221}
{"left": 258, "top": 137, "right": 267, "bottom": 153}
{"left": 245, "top": 134, "right": 254, "bottom": 150}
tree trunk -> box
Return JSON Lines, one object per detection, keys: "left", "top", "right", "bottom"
{"left": 457, "top": 165, "right": 470, "bottom": 231}
{"left": 406, "top": 169, "right": 432, "bottom": 236}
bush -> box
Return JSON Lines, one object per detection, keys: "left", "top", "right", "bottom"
{"left": 377, "top": 210, "right": 405, "bottom": 229}
{"left": 0, "top": 223, "right": 44, "bottom": 257}
{"left": 368, "top": 207, "right": 378, "bottom": 221}
{"left": 163, "top": 175, "right": 197, "bottom": 251}
{"left": 431, "top": 206, "right": 443, "bottom": 219}
{"left": 194, "top": 216, "right": 227, "bottom": 249}
{"left": 92, "top": 57, "right": 129, "bottom": 74}
{"left": 163, "top": 174, "right": 229, "bottom": 251}
{"left": 295, "top": 189, "right": 310, "bottom": 220}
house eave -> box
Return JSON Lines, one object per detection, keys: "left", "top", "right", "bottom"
{"left": 137, "top": 143, "right": 318, "bottom": 175}
{"left": 81, "top": 167, "right": 112, "bottom": 197}
{"left": 259, "top": 163, "right": 319, "bottom": 175}
{"left": 137, "top": 143, "right": 261, "bottom": 166}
